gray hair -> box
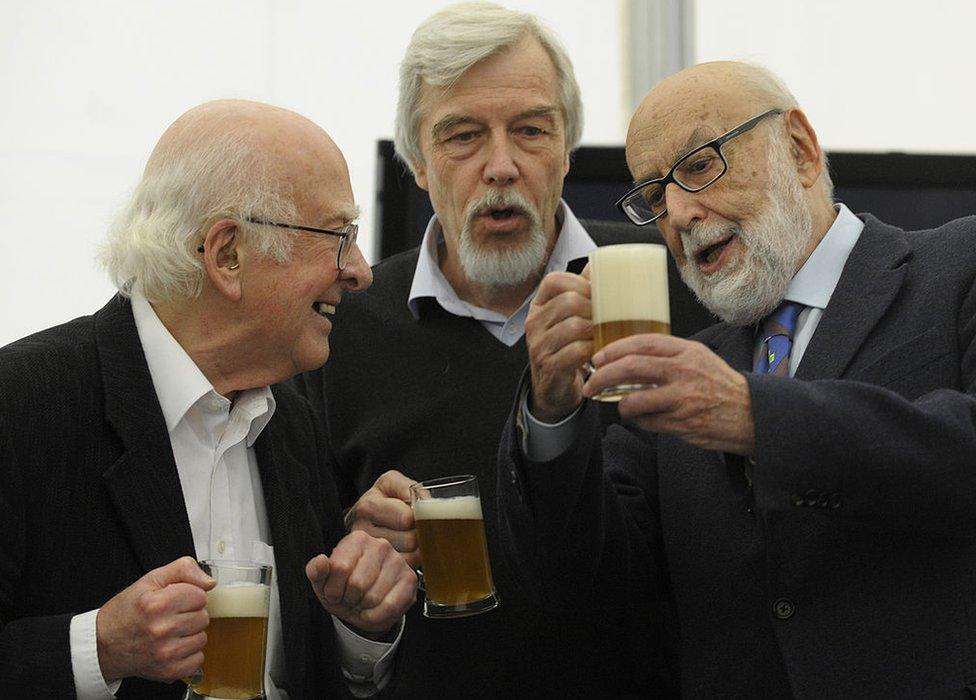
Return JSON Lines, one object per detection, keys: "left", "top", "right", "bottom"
{"left": 394, "top": 1, "right": 583, "bottom": 173}
{"left": 100, "top": 124, "right": 297, "bottom": 303}
{"left": 740, "top": 63, "right": 834, "bottom": 201}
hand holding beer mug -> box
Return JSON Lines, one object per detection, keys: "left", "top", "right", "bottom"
{"left": 589, "top": 243, "right": 670, "bottom": 401}
{"left": 410, "top": 475, "right": 499, "bottom": 618}
{"left": 184, "top": 561, "right": 272, "bottom": 700}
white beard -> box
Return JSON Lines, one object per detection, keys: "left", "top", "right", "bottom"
{"left": 676, "top": 142, "right": 812, "bottom": 325}
{"left": 456, "top": 189, "right": 549, "bottom": 289}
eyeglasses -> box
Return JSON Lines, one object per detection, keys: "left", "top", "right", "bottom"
{"left": 615, "top": 108, "right": 785, "bottom": 225}
{"left": 246, "top": 217, "right": 359, "bottom": 270}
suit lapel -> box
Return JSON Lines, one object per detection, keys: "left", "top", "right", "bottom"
{"left": 795, "top": 216, "right": 910, "bottom": 381}
{"left": 254, "top": 411, "right": 313, "bottom": 695}
{"left": 707, "top": 322, "right": 757, "bottom": 371}
{"left": 95, "top": 296, "right": 195, "bottom": 573}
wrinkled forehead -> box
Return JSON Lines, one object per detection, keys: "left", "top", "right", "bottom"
{"left": 625, "top": 77, "right": 756, "bottom": 182}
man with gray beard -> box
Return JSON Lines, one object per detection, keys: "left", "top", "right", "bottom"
{"left": 500, "top": 60, "right": 976, "bottom": 698}
{"left": 290, "top": 2, "right": 674, "bottom": 697}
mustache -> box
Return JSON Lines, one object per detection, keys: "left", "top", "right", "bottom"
{"left": 463, "top": 189, "right": 539, "bottom": 226}
{"left": 680, "top": 221, "right": 740, "bottom": 265}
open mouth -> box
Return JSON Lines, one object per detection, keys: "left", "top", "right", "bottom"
{"left": 695, "top": 232, "right": 736, "bottom": 267}
{"left": 489, "top": 208, "right": 517, "bottom": 220}
{"left": 313, "top": 301, "right": 336, "bottom": 318}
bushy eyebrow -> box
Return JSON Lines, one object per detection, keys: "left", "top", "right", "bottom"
{"left": 430, "top": 105, "right": 560, "bottom": 140}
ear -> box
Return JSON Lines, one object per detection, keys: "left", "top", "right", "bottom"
{"left": 562, "top": 150, "right": 571, "bottom": 178}
{"left": 199, "top": 218, "right": 243, "bottom": 301}
{"left": 412, "top": 160, "right": 430, "bottom": 192}
{"left": 784, "top": 108, "right": 823, "bottom": 189}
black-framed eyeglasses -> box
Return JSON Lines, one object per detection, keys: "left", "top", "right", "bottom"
{"left": 247, "top": 217, "right": 359, "bottom": 270}
{"left": 615, "top": 108, "right": 785, "bottom": 225}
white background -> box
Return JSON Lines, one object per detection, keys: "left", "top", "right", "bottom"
{"left": 2, "top": 0, "right": 975, "bottom": 346}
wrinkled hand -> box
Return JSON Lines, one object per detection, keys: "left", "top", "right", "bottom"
{"left": 306, "top": 530, "right": 417, "bottom": 637}
{"left": 525, "top": 270, "right": 593, "bottom": 422}
{"left": 96, "top": 556, "right": 215, "bottom": 683}
{"left": 345, "top": 470, "right": 420, "bottom": 569}
{"left": 584, "top": 334, "right": 755, "bottom": 455}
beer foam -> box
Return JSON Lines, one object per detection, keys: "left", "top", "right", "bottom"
{"left": 589, "top": 244, "right": 670, "bottom": 324}
{"left": 206, "top": 583, "right": 270, "bottom": 618}
{"left": 413, "top": 495, "right": 483, "bottom": 520}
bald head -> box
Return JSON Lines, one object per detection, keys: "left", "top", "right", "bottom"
{"left": 102, "top": 99, "right": 355, "bottom": 302}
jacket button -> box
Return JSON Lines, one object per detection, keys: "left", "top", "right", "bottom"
{"left": 772, "top": 598, "right": 795, "bottom": 620}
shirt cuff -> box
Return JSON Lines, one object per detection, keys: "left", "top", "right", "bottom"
{"left": 70, "top": 609, "right": 121, "bottom": 700}
{"left": 520, "top": 385, "right": 584, "bottom": 462}
{"left": 330, "top": 615, "right": 404, "bottom": 698}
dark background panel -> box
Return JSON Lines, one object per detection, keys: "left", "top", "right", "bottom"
{"left": 374, "top": 140, "right": 976, "bottom": 260}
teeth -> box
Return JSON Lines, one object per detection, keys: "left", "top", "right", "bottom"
{"left": 315, "top": 302, "right": 336, "bottom": 316}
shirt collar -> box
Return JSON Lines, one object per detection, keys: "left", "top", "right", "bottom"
{"left": 130, "top": 291, "right": 276, "bottom": 446}
{"left": 407, "top": 199, "right": 596, "bottom": 320}
{"left": 783, "top": 203, "right": 864, "bottom": 310}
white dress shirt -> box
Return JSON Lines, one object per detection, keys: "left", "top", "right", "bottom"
{"left": 69, "top": 292, "right": 400, "bottom": 699}
{"left": 523, "top": 203, "right": 865, "bottom": 460}
{"left": 408, "top": 199, "right": 597, "bottom": 345}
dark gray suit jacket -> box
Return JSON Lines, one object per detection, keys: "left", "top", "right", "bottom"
{"left": 499, "top": 214, "right": 976, "bottom": 698}
{"left": 0, "top": 296, "right": 348, "bottom": 699}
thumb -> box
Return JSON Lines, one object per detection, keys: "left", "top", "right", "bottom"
{"left": 149, "top": 556, "right": 215, "bottom": 591}
{"left": 306, "top": 554, "right": 331, "bottom": 587}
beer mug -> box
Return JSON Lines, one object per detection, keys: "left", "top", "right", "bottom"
{"left": 410, "top": 475, "right": 499, "bottom": 619}
{"left": 589, "top": 243, "right": 670, "bottom": 401}
{"left": 184, "top": 560, "right": 272, "bottom": 700}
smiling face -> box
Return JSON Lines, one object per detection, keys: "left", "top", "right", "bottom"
{"left": 237, "top": 124, "right": 372, "bottom": 377}
{"left": 625, "top": 63, "right": 819, "bottom": 324}
{"left": 412, "top": 36, "right": 569, "bottom": 290}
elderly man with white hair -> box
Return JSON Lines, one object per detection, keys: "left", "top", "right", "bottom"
{"left": 0, "top": 100, "right": 416, "bottom": 699}
{"left": 292, "top": 1, "right": 673, "bottom": 697}
{"left": 502, "top": 59, "right": 976, "bottom": 698}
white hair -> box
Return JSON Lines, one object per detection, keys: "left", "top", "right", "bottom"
{"left": 394, "top": 1, "right": 583, "bottom": 173}
{"left": 99, "top": 124, "right": 298, "bottom": 302}
{"left": 740, "top": 62, "right": 834, "bottom": 201}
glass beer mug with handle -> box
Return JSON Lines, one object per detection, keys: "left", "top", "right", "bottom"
{"left": 184, "top": 561, "right": 272, "bottom": 700}
{"left": 588, "top": 243, "right": 670, "bottom": 401}
{"left": 410, "top": 475, "right": 500, "bottom": 619}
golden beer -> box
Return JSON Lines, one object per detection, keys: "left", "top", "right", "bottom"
{"left": 410, "top": 477, "right": 500, "bottom": 618}
{"left": 593, "top": 319, "right": 671, "bottom": 353}
{"left": 191, "top": 582, "right": 270, "bottom": 700}
{"left": 589, "top": 244, "right": 670, "bottom": 401}
{"left": 415, "top": 505, "right": 495, "bottom": 605}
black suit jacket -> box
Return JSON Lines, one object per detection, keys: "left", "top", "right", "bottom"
{"left": 0, "top": 296, "right": 349, "bottom": 699}
{"left": 499, "top": 214, "right": 976, "bottom": 699}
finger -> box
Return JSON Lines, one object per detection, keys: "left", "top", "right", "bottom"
{"left": 374, "top": 470, "right": 418, "bottom": 502}
{"left": 321, "top": 537, "right": 365, "bottom": 607}
{"left": 591, "top": 333, "right": 684, "bottom": 367}
{"left": 531, "top": 271, "right": 590, "bottom": 308}
{"left": 149, "top": 556, "right": 215, "bottom": 590}
{"left": 357, "top": 524, "right": 418, "bottom": 555}
{"left": 159, "top": 581, "right": 210, "bottom": 613}
{"left": 356, "top": 546, "right": 408, "bottom": 613}
{"left": 351, "top": 495, "right": 415, "bottom": 532}
{"left": 528, "top": 288, "right": 591, "bottom": 335}
{"left": 306, "top": 554, "right": 331, "bottom": 592}
{"left": 355, "top": 565, "right": 418, "bottom": 632}
{"left": 340, "top": 541, "right": 386, "bottom": 610}
{"left": 583, "top": 354, "right": 671, "bottom": 398}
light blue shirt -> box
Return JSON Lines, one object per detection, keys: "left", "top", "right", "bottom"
{"left": 407, "top": 199, "right": 596, "bottom": 346}
{"left": 524, "top": 203, "right": 866, "bottom": 461}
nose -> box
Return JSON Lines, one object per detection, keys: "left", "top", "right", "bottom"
{"left": 339, "top": 243, "right": 373, "bottom": 292}
{"left": 482, "top": 135, "right": 519, "bottom": 186}
{"left": 663, "top": 182, "right": 707, "bottom": 233}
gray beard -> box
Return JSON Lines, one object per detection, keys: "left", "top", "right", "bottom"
{"left": 457, "top": 189, "right": 549, "bottom": 289}
{"left": 676, "top": 144, "right": 812, "bottom": 326}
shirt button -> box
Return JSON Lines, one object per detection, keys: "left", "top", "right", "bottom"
{"left": 772, "top": 598, "right": 796, "bottom": 620}
{"left": 209, "top": 398, "right": 222, "bottom": 411}
{"left": 216, "top": 540, "right": 226, "bottom": 555}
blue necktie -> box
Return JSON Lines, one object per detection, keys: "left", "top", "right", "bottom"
{"left": 754, "top": 301, "right": 804, "bottom": 376}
